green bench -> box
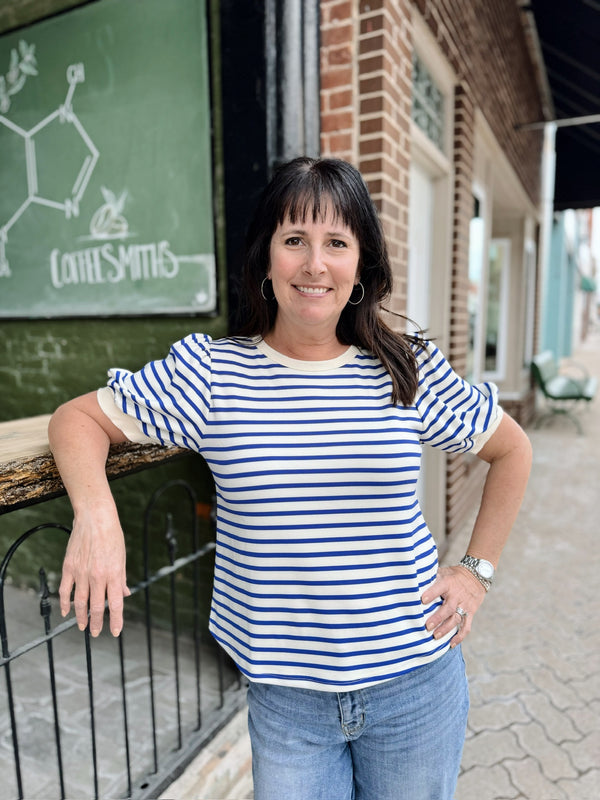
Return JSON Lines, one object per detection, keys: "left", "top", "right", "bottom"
{"left": 531, "top": 350, "right": 597, "bottom": 434}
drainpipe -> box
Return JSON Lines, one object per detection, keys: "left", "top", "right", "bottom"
{"left": 266, "top": 0, "right": 320, "bottom": 170}
{"left": 538, "top": 122, "right": 556, "bottom": 352}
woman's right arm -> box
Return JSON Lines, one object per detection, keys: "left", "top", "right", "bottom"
{"left": 48, "top": 391, "right": 130, "bottom": 638}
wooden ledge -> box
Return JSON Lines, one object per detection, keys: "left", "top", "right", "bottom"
{"left": 0, "top": 415, "right": 186, "bottom": 514}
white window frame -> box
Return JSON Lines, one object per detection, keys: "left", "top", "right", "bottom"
{"left": 467, "top": 183, "right": 489, "bottom": 384}
{"left": 522, "top": 238, "right": 537, "bottom": 369}
{"left": 410, "top": 10, "right": 455, "bottom": 350}
{"left": 409, "top": 10, "right": 457, "bottom": 544}
{"left": 483, "top": 238, "right": 511, "bottom": 383}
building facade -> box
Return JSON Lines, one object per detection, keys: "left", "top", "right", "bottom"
{"left": 320, "top": 0, "right": 545, "bottom": 542}
{"left": 0, "top": 0, "right": 546, "bottom": 551}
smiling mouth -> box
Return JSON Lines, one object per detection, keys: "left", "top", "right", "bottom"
{"left": 294, "top": 285, "right": 331, "bottom": 295}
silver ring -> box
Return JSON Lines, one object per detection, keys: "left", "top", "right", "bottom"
{"left": 456, "top": 606, "right": 468, "bottom": 621}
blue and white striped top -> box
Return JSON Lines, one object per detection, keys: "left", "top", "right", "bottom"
{"left": 98, "top": 334, "right": 501, "bottom": 691}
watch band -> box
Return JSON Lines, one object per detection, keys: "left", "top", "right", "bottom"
{"left": 459, "top": 555, "right": 493, "bottom": 592}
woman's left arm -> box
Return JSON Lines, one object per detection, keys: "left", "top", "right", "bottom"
{"left": 421, "top": 413, "right": 532, "bottom": 646}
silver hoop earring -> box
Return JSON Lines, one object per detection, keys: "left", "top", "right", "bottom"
{"left": 260, "top": 277, "right": 273, "bottom": 301}
{"left": 347, "top": 282, "right": 365, "bottom": 306}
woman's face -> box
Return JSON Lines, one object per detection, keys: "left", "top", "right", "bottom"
{"left": 268, "top": 208, "right": 361, "bottom": 338}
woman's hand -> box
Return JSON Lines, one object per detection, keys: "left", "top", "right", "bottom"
{"left": 421, "top": 566, "right": 487, "bottom": 647}
{"left": 49, "top": 391, "right": 131, "bottom": 637}
{"left": 59, "top": 503, "right": 130, "bottom": 637}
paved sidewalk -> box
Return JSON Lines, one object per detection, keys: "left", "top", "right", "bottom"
{"left": 164, "top": 334, "right": 600, "bottom": 800}
{"left": 447, "top": 332, "right": 600, "bottom": 800}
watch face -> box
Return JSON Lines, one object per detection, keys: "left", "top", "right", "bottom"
{"left": 478, "top": 560, "right": 494, "bottom": 579}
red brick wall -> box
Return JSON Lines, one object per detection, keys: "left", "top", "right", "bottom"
{"left": 412, "top": 0, "right": 544, "bottom": 206}
{"left": 321, "top": 0, "right": 544, "bottom": 325}
{"left": 320, "top": 1, "right": 357, "bottom": 163}
{"left": 449, "top": 84, "right": 475, "bottom": 375}
{"left": 321, "top": 0, "right": 414, "bottom": 316}
{"left": 319, "top": 0, "right": 543, "bottom": 540}
{"left": 356, "top": 0, "right": 413, "bottom": 316}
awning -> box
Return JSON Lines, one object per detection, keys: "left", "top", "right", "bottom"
{"left": 527, "top": 0, "right": 600, "bottom": 211}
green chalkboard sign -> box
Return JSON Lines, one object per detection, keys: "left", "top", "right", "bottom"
{"left": 0, "top": 0, "right": 216, "bottom": 318}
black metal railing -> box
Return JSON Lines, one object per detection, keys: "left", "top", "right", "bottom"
{"left": 0, "top": 480, "right": 245, "bottom": 800}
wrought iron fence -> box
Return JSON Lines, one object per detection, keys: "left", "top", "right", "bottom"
{"left": 0, "top": 479, "right": 245, "bottom": 800}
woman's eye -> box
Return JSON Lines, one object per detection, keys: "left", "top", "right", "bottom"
{"left": 285, "top": 237, "right": 302, "bottom": 246}
{"left": 330, "top": 239, "right": 347, "bottom": 248}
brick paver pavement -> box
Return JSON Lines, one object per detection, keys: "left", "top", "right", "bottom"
{"left": 447, "top": 332, "right": 600, "bottom": 800}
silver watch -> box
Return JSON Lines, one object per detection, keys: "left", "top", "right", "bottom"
{"left": 459, "top": 555, "right": 494, "bottom": 591}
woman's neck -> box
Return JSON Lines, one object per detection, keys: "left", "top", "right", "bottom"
{"left": 263, "top": 325, "right": 347, "bottom": 361}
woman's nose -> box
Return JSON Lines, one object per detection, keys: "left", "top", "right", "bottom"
{"left": 304, "top": 247, "right": 326, "bottom": 275}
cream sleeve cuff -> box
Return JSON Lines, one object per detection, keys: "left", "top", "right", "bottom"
{"left": 470, "top": 406, "right": 504, "bottom": 454}
{"left": 97, "top": 386, "right": 156, "bottom": 444}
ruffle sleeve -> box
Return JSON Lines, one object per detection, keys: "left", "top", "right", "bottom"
{"left": 414, "top": 342, "right": 503, "bottom": 454}
{"left": 98, "top": 333, "right": 213, "bottom": 451}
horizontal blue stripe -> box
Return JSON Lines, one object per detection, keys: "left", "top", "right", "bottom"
{"left": 211, "top": 591, "right": 425, "bottom": 626}
{"left": 211, "top": 624, "right": 448, "bottom": 674}
{"left": 211, "top": 375, "right": 389, "bottom": 388}
{"left": 214, "top": 546, "right": 436, "bottom": 588}
{"left": 213, "top": 606, "right": 435, "bottom": 646}
{"left": 214, "top": 541, "right": 431, "bottom": 572}
{"left": 216, "top": 541, "right": 425, "bottom": 562}
{"left": 216, "top": 510, "right": 423, "bottom": 537}
{"left": 215, "top": 478, "right": 417, "bottom": 493}
{"left": 214, "top": 576, "right": 427, "bottom": 605}
{"left": 199, "top": 438, "right": 419, "bottom": 454}
{"left": 217, "top": 509, "right": 422, "bottom": 531}
{"left": 200, "top": 418, "right": 420, "bottom": 438}
{"left": 104, "top": 334, "right": 496, "bottom": 690}
{"left": 210, "top": 618, "right": 428, "bottom": 660}
{"left": 216, "top": 489, "right": 415, "bottom": 505}
{"left": 208, "top": 404, "right": 400, "bottom": 415}
{"left": 210, "top": 465, "right": 420, "bottom": 481}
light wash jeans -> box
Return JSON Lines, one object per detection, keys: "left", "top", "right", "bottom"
{"left": 247, "top": 646, "right": 469, "bottom": 800}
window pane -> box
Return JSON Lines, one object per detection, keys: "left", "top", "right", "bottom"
{"left": 411, "top": 54, "right": 445, "bottom": 151}
{"left": 467, "top": 213, "right": 485, "bottom": 382}
{"left": 485, "top": 240, "right": 509, "bottom": 375}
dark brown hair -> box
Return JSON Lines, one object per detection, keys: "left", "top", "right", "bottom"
{"left": 233, "top": 157, "right": 422, "bottom": 406}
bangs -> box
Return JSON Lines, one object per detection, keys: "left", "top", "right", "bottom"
{"left": 275, "top": 165, "right": 365, "bottom": 237}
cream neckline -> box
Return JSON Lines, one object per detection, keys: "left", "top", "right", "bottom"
{"left": 254, "top": 338, "right": 360, "bottom": 371}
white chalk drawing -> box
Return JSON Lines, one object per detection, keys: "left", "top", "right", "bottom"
{"left": 74, "top": 188, "right": 215, "bottom": 307}
{"left": 42, "top": 186, "right": 216, "bottom": 310}
{"left": 0, "top": 40, "right": 38, "bottom": 113}
{"left": 89, "top": 187, "right": 129, "bottom": 239}
{"left": 0, "top": 44, "right": 216, "bottom": 313}
{"left": 0, "top": 58, "right": 99, "bottom": 276}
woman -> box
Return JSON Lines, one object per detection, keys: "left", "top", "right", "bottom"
{"left": 49, "top": 157, "right": 532, "bottom": 800}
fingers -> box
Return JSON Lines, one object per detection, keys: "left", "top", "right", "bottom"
{"left": 58, "top": 513, "right": 128, "bottom": 637}
{"left": 105, "top": 577, "right": 127, "bottom": 637}
{"left": 74, "top": 579, "right": 91, "bottom": 631}
{"left": 450, "top": 615, "right": 470, "bottom": 647}
{"left": 59, "top": 550, "right": 91, "bottom": 631}
{"left": 421, "top": 565, "right": 486, "bottom": 646}
{"left": 59, "top": 559, "right": 130, "bottom": 638}
{"left": 88, "top": 576, "right": 107, "bottom": 637}
{"left": 430, "top": 605, "right": 471, "bottom": 647}
{"left": 61, "top": 576, "right": 130, "bottom": 637}
{"left": 425, "top": 603, "right": 467, "bottom": 643}
{"left": 59, "top": 567, "right": 74, "bottom": 619}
